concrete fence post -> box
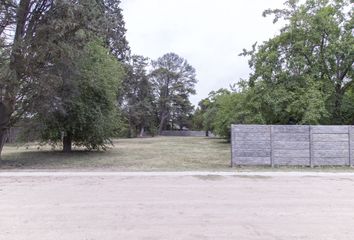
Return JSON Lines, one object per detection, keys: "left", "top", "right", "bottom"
{"left": 349, "top": 126, "right": 352, "bottom": 167}
{"left": 231, "top": 125, "right": 234, "bottom": 168}
{"left": 270, "top": 125, "right": 274, "bottom": 168}
{"left": 309, "top": 125, "right": 314, "bottom": 168}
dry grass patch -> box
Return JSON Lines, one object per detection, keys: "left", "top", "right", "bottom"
{"left": 3, "top": 137, "right": 354, "bottom": 172}
{"left": 1, "top": 137, "right": 231, "bottom": 170}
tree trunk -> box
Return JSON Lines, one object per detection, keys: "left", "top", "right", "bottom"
{"left": 158, "top": 116, "right": 166, "bottom": 135}
{"left": 332, "top": 85, "right": 343, "bottom": 124}
{"left": 206, "top": 130, "right": 209, "bottom": 137}
{"left": 63, "top": 132, "right": 72, "bottom": 153}
{"left": 129, "top": 125, "right": 134, "bottom": 138}
{"left": 0, "top": 129, "right": 7, "bottom": 166}
{"left": 0, "top": 0, "right": 32, "bottom": 162}
{"left": 139, "top": 127, "right": 144, "bottom": 137}
{"left": 0, "top": 103, "right": 11, "bottom": 165}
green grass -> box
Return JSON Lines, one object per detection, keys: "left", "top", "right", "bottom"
{"left": 1, "top": 137, "right": 232, "bottom": 171}
{"left": 2, "top": 136, "right": 354, "bottom": 172}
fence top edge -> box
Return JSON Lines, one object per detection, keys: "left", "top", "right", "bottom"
{"left": 231, "top": 124, "right": 354, "bottom": 127}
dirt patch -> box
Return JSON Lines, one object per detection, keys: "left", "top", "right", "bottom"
{"left": 232, "top": 175, "right": 272, "bottom": 180}
{"left": 193, "top": 175, "right": 225, "bottom": 181}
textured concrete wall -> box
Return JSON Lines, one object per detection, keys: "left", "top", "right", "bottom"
{"left": 231, "top": 125, "right": 354, "bottom": 167}
{"left": 160, "top": 130, "right": 214, "bottom": 137}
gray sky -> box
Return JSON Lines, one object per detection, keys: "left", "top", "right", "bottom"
{"left": 121, "top": 0, "right": 287, "bottom": 106}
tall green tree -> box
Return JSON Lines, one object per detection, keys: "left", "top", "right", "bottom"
{"left": 170, "top": 94, "right": 194, "bottom": 130}
{"left": 101, "top": 0, "right": 130, "bottom": 60}
{"left": 241, "top": 0, "right": 353, "bottom": 124}
{"left": 0, "top": 0, "right": 55, "bottom": 160}
{"left": 193, "top": 89, "right": 230, "bottom": 135}
{"left": 208, "top": 0, "right": 353, "bottom": 141}
{"left": 122, "top": 55, "right": 156, "bottom": 137}
{"left": 150, "top": 53, "right": 197, "bottom": 133}
{"left": 0, "top": 0, "right": 129, "bottom": 157}
{"left": 38, "top": 42, "right": 124, "bottom": 151}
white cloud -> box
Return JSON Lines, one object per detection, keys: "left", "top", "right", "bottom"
{"left": 121, "top": 0, "right": 287, "bottom": 105}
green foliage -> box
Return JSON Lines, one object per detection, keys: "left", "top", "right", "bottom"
{"left": 247, "top": 0, "right": 353, "bottom": 124}
{"left": 342, "top": 86, "right": 354, "bottom": 124}
{"left": 194, "top": 87, "right": 263, "bottom": 139}
{"left": 191, "top": 108, "right": 204, "bottom": 131}
{"left": 39, "top": 42, "right": 124, "bottom": 150}
{"left": 202, "top": 0, "right": 353, "bottom": 141}
{"left": 101, "top": 0, "right": 130, "bottom": 60}
{"left": 121, "top": 55, "right": 156, "bottom": 137}
{"left": 150, "top": 53, "right": 197, "bottom": 133}
{"left": 0, "top": 0, "right": 129, "bottom": 155}
{"left": 245, "top": 79, "right": 331, "bottom": 125}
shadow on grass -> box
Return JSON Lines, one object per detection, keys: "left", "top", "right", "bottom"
{"left": 212, "top": 137, "right": 231, "bottom": 145}
{"left": 206, "top": 137, "right": 230, "bottom": 144}
{"left": 1, "top": 150, "right": 107, "bottom": 169}
{"left": 217, "top": 140, "right": 230, "bottom": 144}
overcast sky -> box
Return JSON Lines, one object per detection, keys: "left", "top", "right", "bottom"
{"left": 120, "top": 0, "right": 287, "bottom": 106}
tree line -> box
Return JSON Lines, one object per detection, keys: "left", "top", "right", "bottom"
{"left": 121, "top": 53, "right": 196, "bottom": 138}
{"left": 0, "top": 0, "right": 196, "bottom": 159}
{"left": 0, "top": 0, "right": 352, "bottom": 159}
{"left": 192, "top": 0, "right": 353, "bottom": 140}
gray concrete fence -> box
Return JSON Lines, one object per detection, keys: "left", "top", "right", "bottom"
{"left": 231, "top": 125, "right": 354, "bottom": 167}
{"left": 160, "top": 130, "right": 214, "bottom": 137}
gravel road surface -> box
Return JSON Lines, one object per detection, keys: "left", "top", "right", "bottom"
{"left": 1, "top": 172, "right": 354, "bottom": 240}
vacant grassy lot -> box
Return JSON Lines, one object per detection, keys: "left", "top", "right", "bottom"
{"left": 1, "top": 137, "right": 231, "bottom": 170}
{"left": 2, "top": 136, "right": 354, "bottom": 171}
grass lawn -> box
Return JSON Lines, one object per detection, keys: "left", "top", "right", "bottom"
{"left": 2, "top": 136, "right": 354, "bottom": 172}
{"left": 1, "top": 137, "right": 232, "bottom": 171}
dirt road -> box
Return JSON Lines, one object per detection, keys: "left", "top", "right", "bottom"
{"left": 1, "top": 172, "right": 354, "bottom": 240}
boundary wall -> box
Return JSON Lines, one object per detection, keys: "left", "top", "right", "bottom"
{"left": 160, "top": 131, "right": 214, "bottom": 137}
{"left": 231, "top": 125, "right": 353, "bottom": 167}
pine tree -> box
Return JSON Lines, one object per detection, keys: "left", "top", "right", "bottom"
{"left": 150, "top": 53, "right": 197, "bottom": 133}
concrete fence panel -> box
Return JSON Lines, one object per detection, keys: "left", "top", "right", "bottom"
{"left": 311, "top": 126, "right": 350, "bottom": 166}
{"left": 160, "top": 130, "right": 214, "bottom": 137}
{"left": 231, "top": 125, "right": 354, "bottom": 167}
{"left": 232, "top": 125, "right": 271, "bottom": 165}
